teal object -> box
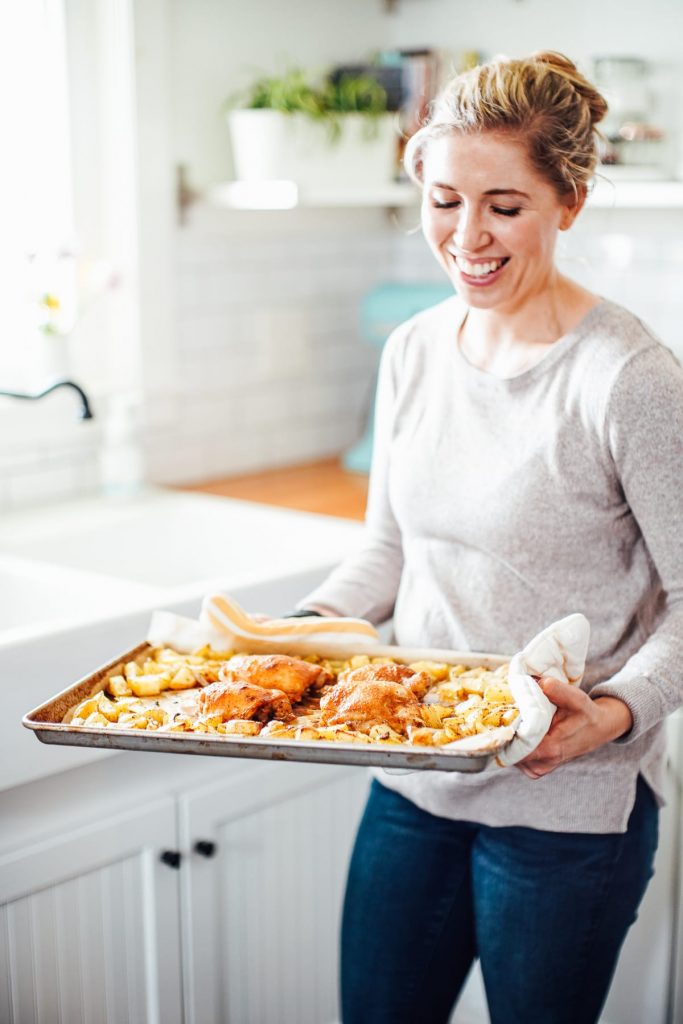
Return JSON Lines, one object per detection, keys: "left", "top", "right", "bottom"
{"left": 344, "top": 282, "right": 454, "bottom": 474}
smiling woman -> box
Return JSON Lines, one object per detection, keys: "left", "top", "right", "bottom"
{"left": 418, "top": 131, "right": 600, "bottom": 377}
{"left": 293, "top": 51, "right": 683, "bottom": 1024}
{"left": 405, "top": 52, "right": 609, "bottom": 378}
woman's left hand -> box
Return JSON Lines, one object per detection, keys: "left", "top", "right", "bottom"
{"left": 517, "top": 679, "right": 633, "bottom": 780}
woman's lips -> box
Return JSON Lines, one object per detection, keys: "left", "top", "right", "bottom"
{"left": 450, "top": 254, "right": 511, "bottom": 287}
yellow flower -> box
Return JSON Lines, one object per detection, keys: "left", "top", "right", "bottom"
{"left": 42, "top": 293, "right": 61, "bottom": 311}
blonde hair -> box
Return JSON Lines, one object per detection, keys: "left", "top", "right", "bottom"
{"left": 405, "top": 51, "right": 608, "bottom": 200}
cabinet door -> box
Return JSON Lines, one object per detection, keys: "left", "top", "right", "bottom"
{"left": 180, "top": 761, "right": 370, "bottom": 1024}
{"left": 0, "top": 797, "right": 183, "bottom": 1024}
{"left": 600, "top": 717, "right": 681, "bottom": 1024}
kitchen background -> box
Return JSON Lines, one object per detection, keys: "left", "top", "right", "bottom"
{"left": 2, "top": 5, "right": 683, "bottom": 1024}
{"left": 3, "top": 0, "right": 683, "bottom": 509}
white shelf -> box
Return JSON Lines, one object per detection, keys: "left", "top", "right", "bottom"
{"left": 588, "top": 178, "right": 683, "bottom": 208}
{"left": 203, "top": 179, "right": 418, "bottom": 210}
{"left": 198, "top": 178, "right": 683, "bottom": 212}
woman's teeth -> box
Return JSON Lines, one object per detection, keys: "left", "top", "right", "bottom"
{"left": 455, "top": 256, "right": 508, "bottom": 277}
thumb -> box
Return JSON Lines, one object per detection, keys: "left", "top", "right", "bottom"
{"left": 538, "top": 676, "right": 584, "bottom": 710}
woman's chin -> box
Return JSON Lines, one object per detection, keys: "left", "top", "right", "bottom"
{"left": 456, "top": 282, "right": 509, "bottom": 309}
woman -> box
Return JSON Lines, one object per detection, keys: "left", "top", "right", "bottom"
{"left": 296, "top": 53, "right": 683, "bottom": 1023}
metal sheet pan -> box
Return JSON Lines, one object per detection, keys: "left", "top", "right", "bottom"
{"left": 23, "top": 640, "right": 514, "bottom": 773}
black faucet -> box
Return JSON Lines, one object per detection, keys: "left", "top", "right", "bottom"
{"left": 0, "top": 380, "right": 94, "bottom": 420}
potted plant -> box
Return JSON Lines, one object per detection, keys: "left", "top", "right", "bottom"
{"left": 225, "top": 67, "right": 398, "bottom": 190}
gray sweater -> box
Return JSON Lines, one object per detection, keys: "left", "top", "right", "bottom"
{"left": 302, "top": 297, "right": 683, "bottom": 833}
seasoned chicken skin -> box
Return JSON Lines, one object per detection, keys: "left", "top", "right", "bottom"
{"left": 221, "top": 654, "right": 332, "bottom": 701}
{"left": 319, "top": 663, "right": 427, "bottom": 735}
{"left": 197, "top": 679, "right": 293, "bottom": 722}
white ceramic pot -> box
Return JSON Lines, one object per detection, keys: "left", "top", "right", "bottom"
{"left": 35, "top": 333, "right": 71, "bottom": 383}
{"left": 227, "top": 109, "right": 398, "bottom": 188}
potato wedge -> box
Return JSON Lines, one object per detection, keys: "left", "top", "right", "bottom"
{"left": 219, "top": 720, "right": 262, "bottom": 736}
{"left": 168, "top": 666, "right": 197, "bottom": 690}
{"left": 407, "top": 726, "right": 438, "bottom": 746}
{"left": 128, "top": 674, "right": 165, "bottom": 697}
{"left": 107, "top": 674, "right": 133, "bottom": 698}
{"left": 409, "top": 660, "right": 450, "bottom": 681}
{"left": 83, "top": 712, "right": 109, "bottom": 728}
{"left": 420, "top": 704, "right": 454, "bottom": 728}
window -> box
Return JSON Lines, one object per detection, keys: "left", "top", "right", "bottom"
{"left": 2, "top": 0, "right": 76, "bottom": 388}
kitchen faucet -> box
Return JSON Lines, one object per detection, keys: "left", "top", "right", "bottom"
{"left": 0, "top": 379, "right": 94, "bottom": 420}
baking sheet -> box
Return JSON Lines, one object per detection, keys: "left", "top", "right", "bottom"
{"left": 23, "top": 640, "right": 516, "bottom": 773}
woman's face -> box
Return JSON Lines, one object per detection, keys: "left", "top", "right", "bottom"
{"left": 421, "top": 131, "right": 579, "bottom": 314}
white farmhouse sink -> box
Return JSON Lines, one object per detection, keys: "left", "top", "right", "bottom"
{"left": 0, "top": 489, "right": 362, "bottom": 588}
{"left": 0, "top": 553, "right": 163, "bottom": 646}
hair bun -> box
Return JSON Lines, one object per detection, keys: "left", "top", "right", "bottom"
{"left": 532, "top": 49, "right": 608, "bottom": 127}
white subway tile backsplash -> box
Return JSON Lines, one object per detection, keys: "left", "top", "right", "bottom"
{"left": 6, "top": 455, "right": 98, "bottom": 507}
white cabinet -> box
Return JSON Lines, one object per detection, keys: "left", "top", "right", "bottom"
{"left": 179, "top": 762, "right": 369, "bottom": 1024}
{"left": 0, "top": 754, "right": 370, "bottom": 1024}
{"left": 599, "top": 768, "right": 678, "bottom": 1024}
{"left": 0, "top": 796, "right": 183, "bottom": 1024}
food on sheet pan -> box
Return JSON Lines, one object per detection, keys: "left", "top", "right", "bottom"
{"left": 198, "top": 679, "right": 294, "bottom": 723}
{"left": 216, "top": 653, "right": 333, "bottom": 700}
{"left": 319, "top": 663, "right": 427, "bottom": 734}
{"left": 66, "top": 647, "right": 519, "bottom": 748}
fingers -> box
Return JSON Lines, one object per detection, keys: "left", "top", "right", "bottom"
{"left": 516, "top": 731, "right": 565, "bottom": 778}
{"left": 517, "top": 760, "right": 556, "bottom": 779}
{"left": 539, "top": 677, "right": 587, "bottom": 711}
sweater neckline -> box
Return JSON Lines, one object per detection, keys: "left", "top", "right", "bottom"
{"left": 449, "top": 298, "right": 609, "bottom": 389}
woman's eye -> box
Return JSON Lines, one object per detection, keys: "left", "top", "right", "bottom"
{"left": 492, "top": 206, "right": 521, "bottom": 217}
{"left": 432, "top": 199, "right": 460, "bottom": 209}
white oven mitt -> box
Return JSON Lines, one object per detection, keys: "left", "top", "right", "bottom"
{"left": 199, "top": 593, "right": 379, "bottom": 650}
{"left": 384, "top": 613, "right": 590, "bottom": 775}
{"left": 493, "top": 612, "right": 590, "bottom": 767}
{"left": 147, "top": 594, "right": 379, "bottom": 655}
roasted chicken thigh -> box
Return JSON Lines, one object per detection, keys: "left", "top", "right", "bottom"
{"left": 197, "top": 679, "right": 293, "bottom": 722}
{"left": 221, "top": 653, "right": 332, "bottom": 701}
{"left": 319, "top": 663, "right": 428, "bottom": 735}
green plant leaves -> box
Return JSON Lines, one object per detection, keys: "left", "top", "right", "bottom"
{"left": 226, "top": 67, "right": 388, "bottom": 142}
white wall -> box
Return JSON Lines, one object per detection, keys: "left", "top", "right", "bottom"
{"left": 140, "top": 0, "right": 398, "bottom": 484}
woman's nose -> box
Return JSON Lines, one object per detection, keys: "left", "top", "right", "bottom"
{"left": 452, "top": 209, "right": 491, "bottom": 252}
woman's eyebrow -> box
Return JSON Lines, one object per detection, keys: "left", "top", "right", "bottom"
{"left": 484, "top": 188, "right": 530, "bottom": 199}
{"left": 428, "top": 183, "right": 531, "bottom": 200}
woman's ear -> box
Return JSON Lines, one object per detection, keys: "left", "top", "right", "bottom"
{"left": 559, "top": 186, "right": 587, "bottom": 231}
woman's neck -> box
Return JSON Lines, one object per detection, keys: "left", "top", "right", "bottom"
{"left": 459, "top": 275, "right": 599, "bottom": 378}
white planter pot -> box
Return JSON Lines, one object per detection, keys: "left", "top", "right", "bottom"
{"left": 34, "top": 333, "right": 71, "bottom": 383}
{"left": 227, "top": 109, "right": 398, "bottom": 188}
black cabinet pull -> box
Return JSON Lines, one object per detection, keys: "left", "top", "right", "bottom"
{"left": 160, "top": 850, "right": 182, "bottom": 869}
{"left": 194, "top": 840, "right": 217, "bottom": 858}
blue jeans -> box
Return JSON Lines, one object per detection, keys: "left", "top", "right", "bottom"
{"left": 341, "top": 775, "right": 658, "bottom": 1024}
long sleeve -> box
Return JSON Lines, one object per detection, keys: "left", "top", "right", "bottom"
{"left": 590, "top": 344, "right": 683, "bottom": 740}
{"left": 298, "top": 328, "right": 406, "bottom": 624}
